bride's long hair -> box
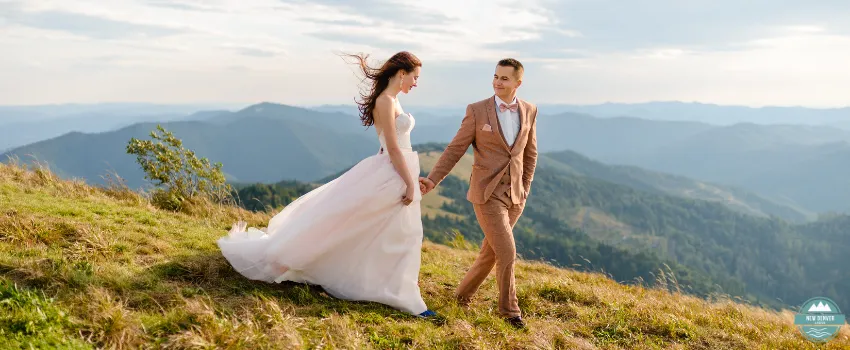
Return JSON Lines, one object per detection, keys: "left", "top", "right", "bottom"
{"left": 341, "top": 51, "right": 422, "bottom": 127}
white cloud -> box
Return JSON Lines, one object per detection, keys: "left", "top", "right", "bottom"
{"left": 1, "top": 0, "right": 849, "bottom": 108}
{"left": 528, "top": 31, "right": 850, "bottom": 108}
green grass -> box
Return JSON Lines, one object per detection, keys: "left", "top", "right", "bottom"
{"left": 1, "top": 162, "right": 848, "bottom": 349}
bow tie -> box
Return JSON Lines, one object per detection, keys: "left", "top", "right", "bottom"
{"left": 499, "top": 103, "right": 518, "bottom": 113}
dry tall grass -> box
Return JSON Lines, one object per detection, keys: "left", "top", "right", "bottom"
{"left": 1, "top": 161, "right": 848, "bottom": 349}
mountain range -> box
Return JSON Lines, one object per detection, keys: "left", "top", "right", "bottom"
{"left": 0, "top": 102, "right": 241, "bottom": 123}
{"left": 538, "top": 150, "right": 814, "bottom": 222}
{"left": 313, "top": 101, "right": 850, "bottom": 126}
{"left": 0, "top": 113, "right": 188, "bottom": 151}
{"left": 408, "top": 112, "right": 850, "bottom": 214}
{"left": 3, "top": 101, "right": 849, "bottom": 215}
{"left": 0, "top": 102, "right": 241, "bottom": 151}
{"left": 535, "top": 101, "right": 850, "bottom": 126}
{"left": 2, "top": 104, "right": 379, "bottom": 188}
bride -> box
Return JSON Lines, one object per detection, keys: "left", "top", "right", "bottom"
{"left": 217, "top": 51, "right": 436, "bottom": 318}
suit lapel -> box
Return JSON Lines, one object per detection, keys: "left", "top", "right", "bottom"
{"left": 486, "top": 96, "right": 510, "bottom": 151}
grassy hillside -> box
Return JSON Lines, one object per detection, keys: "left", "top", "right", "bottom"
{"left": 234, "top": 148, "right": 849, "bottom": 311}
{"left": 3, "top": 163, "right": 848, "bottom": 348}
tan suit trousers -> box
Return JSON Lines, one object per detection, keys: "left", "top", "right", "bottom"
{"left": 455, "top": 168, "right": 524, "bottom": 317}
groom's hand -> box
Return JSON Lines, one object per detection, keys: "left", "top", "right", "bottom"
{"left": 419, "top": 177, "right": 436, "bottom": 195}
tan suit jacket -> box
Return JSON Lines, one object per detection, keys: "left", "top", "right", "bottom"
{"left": 427, "top": 96, "right": 538, "bottom": 204}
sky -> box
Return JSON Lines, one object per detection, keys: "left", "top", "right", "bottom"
{"left": 1, "top": 0, "right": 850, "bottom": 108}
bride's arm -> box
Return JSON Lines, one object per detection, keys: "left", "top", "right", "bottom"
{"left": 374, "top": 96, "right": 415, "bottom": 190}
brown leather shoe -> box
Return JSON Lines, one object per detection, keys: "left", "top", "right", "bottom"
{"left": 505, "top": 316, "right": 526, "bottom": 329}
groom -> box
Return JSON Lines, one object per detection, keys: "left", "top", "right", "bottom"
{"left": 420, "top": 58, "right": 538, "bottom": 329}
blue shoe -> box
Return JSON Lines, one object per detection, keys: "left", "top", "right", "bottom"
{"left": 418, "top": 309, "right": 437, "bottom": 318}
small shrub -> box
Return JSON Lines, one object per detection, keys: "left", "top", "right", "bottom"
{"left": 126, "top": 125, "right": 231, "bottom": 211}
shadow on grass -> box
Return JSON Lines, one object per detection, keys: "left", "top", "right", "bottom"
{"left": 143, "top": 251, "right": 442, "bottom": 323}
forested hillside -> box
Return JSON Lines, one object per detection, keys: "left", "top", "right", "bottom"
{"left": 233, "top": 150, "right": 849, "bottom": 311}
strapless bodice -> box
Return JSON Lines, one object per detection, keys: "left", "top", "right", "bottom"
{"left": 378, "top": 112, "right": 415, "bottom": 153}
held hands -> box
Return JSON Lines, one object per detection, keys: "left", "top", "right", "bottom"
{"left": 419, "top": 177, "right": 435, "bottom": 195}
{"left": 403, "top": 176, "right": 435, "bottom": 205}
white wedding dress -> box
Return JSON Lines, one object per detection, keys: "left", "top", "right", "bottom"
{"left": 217, "top": 111, "right": 428, "bottom": 315}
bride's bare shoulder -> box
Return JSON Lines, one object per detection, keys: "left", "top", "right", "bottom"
{"left": 376, "top": 94, "right": 394, "bottom": 107}
{"left": 374, "top": 95, "right": 396, "bottom": 118}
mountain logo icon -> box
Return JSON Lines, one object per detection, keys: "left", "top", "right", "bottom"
{"left": 808, "top": 302, "right": 833, "bottom": 313}
{"left": 794, "top": 297, "right": 845, "bottom": 343}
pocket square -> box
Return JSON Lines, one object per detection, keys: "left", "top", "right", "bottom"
{"left": 482, "top": 124, "right": 492, "bottom": 132}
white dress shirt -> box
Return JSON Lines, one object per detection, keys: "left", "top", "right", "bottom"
{"left": 494, "top": 95, "right": 520, "bottom": 146}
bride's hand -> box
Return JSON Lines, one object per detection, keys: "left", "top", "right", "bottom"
{"left": 402, "top": 184, "right": 415, "bottom": 206}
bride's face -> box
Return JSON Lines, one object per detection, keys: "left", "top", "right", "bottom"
{"left": 400, "top": 66, "right": 421, "bottom": 94}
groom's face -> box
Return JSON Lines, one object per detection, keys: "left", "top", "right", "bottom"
{"left": 493, "top": 65, "right": 522, "bottom": 98}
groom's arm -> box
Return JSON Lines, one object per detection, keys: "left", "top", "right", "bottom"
{"left": 522, "top": 107, "right": 538, "bottom": 197}
{"left": 427, "top": 104, "right": 476, "bottom": 186}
